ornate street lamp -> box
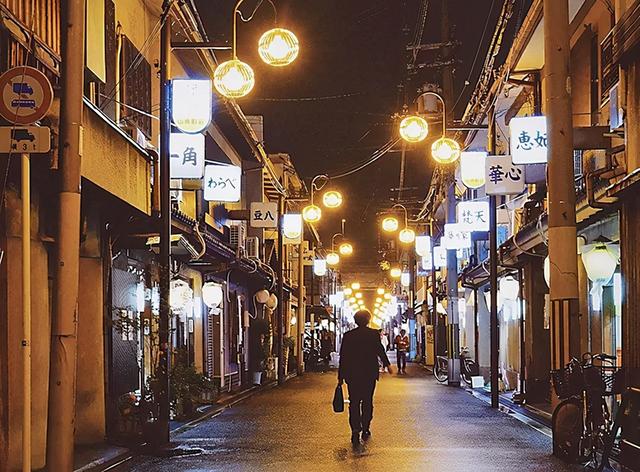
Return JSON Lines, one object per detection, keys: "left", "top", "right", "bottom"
{"left": 399, "top": 115, "right": 429, "bottom": 143}
{"left": 258, "top": 28, "right": 299, "bottom": 66}
{"left": 389, "top": 203, "right": 415, "bottom": 244}
{"left": 415, "top": 90, "right": 461, "bottom": 164}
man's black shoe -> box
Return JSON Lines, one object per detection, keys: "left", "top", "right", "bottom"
{"left": 351, "top": 432, "right": 360, "bottom": 445}
{"left": 362, "top": 430, "right": 371, "bottom": 440}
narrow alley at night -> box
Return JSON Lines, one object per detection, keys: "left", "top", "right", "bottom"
{"left": 1, "top": 0, "right": 640, "bottom": 471}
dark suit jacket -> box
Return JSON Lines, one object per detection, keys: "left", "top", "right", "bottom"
{"left": 338, "top": 326, "right": 391, "bottom": 383}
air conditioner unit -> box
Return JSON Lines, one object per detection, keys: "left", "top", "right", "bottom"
{"left": 229, "top": 222, "right": 247, "bottom": 249}
{"left": 245, "top": 237, "right": 260, "bottom": 260}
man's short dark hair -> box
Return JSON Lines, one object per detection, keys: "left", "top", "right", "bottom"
{"left": 400, "top": 329, "right": 406, "bottom": 334}
{"left": 354, "top": 309, "right": 372, "bottom": 327}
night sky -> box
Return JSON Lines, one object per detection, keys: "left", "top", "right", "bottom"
{"left": 197, "top": 0, "right": 509, "bottom": 269}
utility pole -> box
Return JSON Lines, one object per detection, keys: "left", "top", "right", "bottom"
{"left": 441, "top": 0, "right": 460, "bottom": 387}
{"left": 488, "top": 106, "right": 499, "bottom": 408}
{"left": 47, "top": 0, "right": 85, "bottom": 468}
{"left": 156, "top": 1, "right": 172, "bottom": 444}
{"left": 277, "top": 195, "right": 286, "bottom": 384}
{"left": 297, "top": 240, "right": 305, "bottom": 374}
{"left": 543, "top": 0, "right": 580, "bottom": 381}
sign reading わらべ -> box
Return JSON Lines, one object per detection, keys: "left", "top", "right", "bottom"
{"left": 0, "top": 66, "right": 53, "bottom": 125}
{"left": 442, "top": 223, "right": 472, "bottom": 249}
{"left": 485, "top": 155, "right": 526, "bottom": 196}
{"left": 203, "top": 164, "right": 242, "bottom": 202}
{"left": 509, "top": 116, "right": 547, "bottom": 164}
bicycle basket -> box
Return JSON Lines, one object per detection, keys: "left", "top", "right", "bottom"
{"left": 582, "top": 365, "right": 606, "bottom": 394}
{"left": 551, "top": 365, "right": 583, "bottom": 399}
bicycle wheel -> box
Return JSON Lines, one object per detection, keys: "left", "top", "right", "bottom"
{"left": 552, "top": 398, "right": 583, "bottom": 463}
{"left": 433, "top": 359, "right": 448, "bottom": 383}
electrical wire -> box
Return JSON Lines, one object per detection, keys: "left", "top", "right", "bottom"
{"left": 328, "top": 138, "right": 400, "bottom": 179}
{"left": 254, "top": 92, "right": 364, "bottom": 102}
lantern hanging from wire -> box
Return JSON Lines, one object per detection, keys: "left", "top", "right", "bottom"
{"left": 581, "top": 241, "right": 619, "bottom": 283}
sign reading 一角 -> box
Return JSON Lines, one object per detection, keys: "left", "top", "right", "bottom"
{"left": 485, "top": 155, "right": 526, "bottom": 195}
{"left": 170, "top": 133, "right": 205, "bottom": 179}
{"left": 457, "top": 200, "right": 490, "bottom": 232}
{"left": 0, "top": 126, "right": 50, "bottom": 153}
{"left": 442, "top": 223, "right": 472, "bottom": 250}
{"left": 0, "top": 66, "right": 53, "bottom": 125}
{"left": 203, "top": 164, "right": 242, "bottom": 202}
{"left": 172, "top": 79, "right": 212, "bottom": 134}
{"left": 250, "top": 202, "right": 278, "bottom": 228}
{"left": 510, "top": 116, "right": 547, "bottom": 164}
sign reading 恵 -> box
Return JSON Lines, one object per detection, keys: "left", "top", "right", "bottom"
{"left": 510, "top": 116, "right": 547, "bottom": 164}
{"left": 485, "top": 155, "right": 526, "bottom": 195}
{"left": 457, "top": 200, "right": 490, "bottom": 232}
{"left": 170, "top": 133, "right": 205, "bottom": 179}
{"left": 250, "top": 202, "right": 278, "bottom": 228}
{"left": 172, "top": 79, "right": 213, "bottom": 134}
{"left": 442, "top": 223, "right": 472, "bottom": 250}
{"left": 0, "top": 66, "right": 54, "bottom": 125}
{"left": 203, "top": 164, "right": 242, "bottom": 202}
{"left": 0, "top": 126, "right": 50, "bottom": 153}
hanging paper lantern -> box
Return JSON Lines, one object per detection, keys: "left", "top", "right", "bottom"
{"left": 460, "top": 152, "right": 487, "bottom": 189}
{"left": 202, "top": 282, "right": 224, "bottom": 308}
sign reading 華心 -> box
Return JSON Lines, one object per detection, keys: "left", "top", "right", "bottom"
{"left": 510, "top": 116, "right": 547, "bottom": 164}
{"left": 203, "top": 164, "right": 241, "bottom": 202}
{"left": 172, "top": 79, "right": 212, "bottom": 134}
{"left": 170, "top": 133, "right": 205, "bottom": 179}
{"left": 250, "top": 202, "right": 278, "bottom": 228}
{"left": 457, "top": 200, "right": 490, "bottom": 232}
{"left": 442, "top": 223, "right": 472, "bottom": 250}
{"left": 485, "top": 155, "right": 526, "bottom": 195}
{"left": 0, "top": 66, "right": 53, "bottom": 125}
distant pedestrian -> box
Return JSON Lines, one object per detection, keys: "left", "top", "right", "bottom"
{"left": 338, "top": 310, "right": 392, "bottom": 446}
{"left": 395, "top": 329, "right": 409, "bottom": 374}
{"left": 320, "top": 329, "right": 333, "bottom": 372}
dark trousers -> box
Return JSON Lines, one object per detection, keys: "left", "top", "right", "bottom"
{"left": 346, "top": 379, "right": 377, "bottom": 433}
{"left": 397, "top": 350, "right": 407, "bottom": 370}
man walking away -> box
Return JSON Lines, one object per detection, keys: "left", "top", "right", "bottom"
{"left": 338, "top": 310, "right": 392, "bottom": 446}
{"left": 395, "top": 329, "right": 409, "bottom": 374}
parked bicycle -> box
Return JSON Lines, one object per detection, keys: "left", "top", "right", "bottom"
{"left": 551, "top": 352, "right": 625, "bottom": 469}
{"left": 434, "top": 347, "right": 479, "bottom": 384}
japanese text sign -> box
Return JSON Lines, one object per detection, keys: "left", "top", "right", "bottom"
{"left": 433, "top": 246, "right": 447, "bottom": 269}
{"left": 203, "top": 164, "right": 241, "bottom": 202}
{"left": 170, "top": 133, "right": 205, "bottom": 179}
{"left": 457, "top": 201, "right": 490, "bottom": 232}
{"left": 250, "top": 202, "right": 278, "bottom": 228}
{"left": 510, "top": 116, "right": 547, "bottom": 164}
{"left": 172, "top": 79, "right": 212, "bottom": 134}
{"left": 442, "top": 223, "right": 472, "bottom": 250}
{"left": 485, "top": 155, "right": 526, "bottom": 195}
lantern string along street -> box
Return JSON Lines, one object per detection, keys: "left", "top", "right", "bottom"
{"left": 214, "top": 0, "right": 299, "bottom": 99}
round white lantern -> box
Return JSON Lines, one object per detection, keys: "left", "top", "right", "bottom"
{"left": 581, "top": 243, "right": 618, "bottom": 283}
{"left": 460, "top": 152, "right": 487, "bottom": 189}
{"left": 202, "top": 282, "right": 224, "bottom": 308}
{"left": 255, "top": 289, "right": 270, "bottom": 304}
{"left": 266, "top": 293, "right": 278, "bottom": 310}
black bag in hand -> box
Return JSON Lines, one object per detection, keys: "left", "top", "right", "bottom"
{"left": 333, "top": 384, "right": 344, "bottom": 413}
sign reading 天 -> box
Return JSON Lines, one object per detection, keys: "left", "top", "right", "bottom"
{"left": 509, "top": 116, "right": 547, "bottom": 164}
{"left": 250, "top": 202, "right": 278, "bottom": 228}
{"left": 442, "top": 223, "right": 472, "bottom": 250}
{"left": 457, "top": 201, "right": 490, "bottom": 232}
{"left": 172, "top": 79, "right": 213, "bottom": 134}
{"left": 203, "top": 164, "right": 241, "bottom": 202}
{"left": 485, "top": 155, "right": 526, "bottom": 195}
{"left": 170, "top": 133, "right": 205, "bottom": 179}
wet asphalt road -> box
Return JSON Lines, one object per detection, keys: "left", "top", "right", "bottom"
{"left": 112, "top": 362, "right": 578, "bottom": 472}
